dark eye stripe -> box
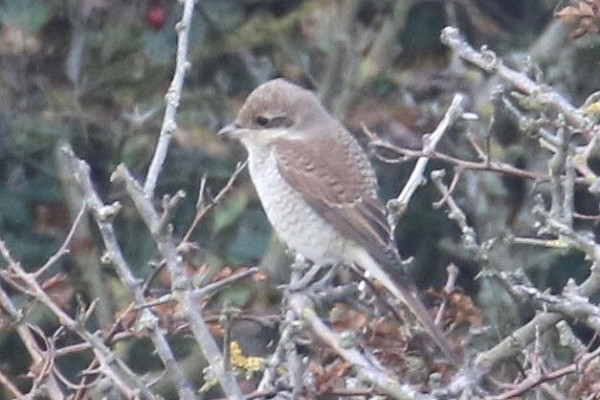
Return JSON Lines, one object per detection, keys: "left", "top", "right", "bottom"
{"left": 255, "top": 115, "right": 292, "bottom": 129}
{"left": 269, "top": 116, "right": 292, "bottom": 128}
{"left": 255, "top": 116, "right": 269, "bottom": 127}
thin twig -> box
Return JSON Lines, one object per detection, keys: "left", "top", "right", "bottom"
{"left": 181, "top": 160, "right": 247, "bottom": 243}
{"left": 36, "top": 204, "right": 87, "bottom": 277}
{"left": 288, "top": 292, "right": 432, "bottom": 400}
{"left": 0, "top": 283, "right": 64, "bottom": 399}
{"left": 435, "top": 264, "right": 459, "bottom": 326}
{"left": 486, "top": 345, "right": 600, "bottom": 400}
{"left": 0, "top": 369, "right": 27, "bottom": 400}
{"left": 144, "top": 0, "right": 197, "bottom": 198}
{"left": 441, "top": 26, "right": 592, "bottom": 132}
{"left": 374, "top": 141, "right": 556, "bottom": 184}
{"left": 0, "top": 239, "right": 151, "bottom": 399}
{"left": 61, "top": 146, "right": 196, "bottom": 400}
{"left": 114, "top": 163, "right": 244, "bottom": 399}
{"left": 138, "top": 267, "right": 259, "bottom": 308}
{"left": 388, "top": 94, "right": 464, "bottom": 227}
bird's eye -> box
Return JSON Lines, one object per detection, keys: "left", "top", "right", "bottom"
{"left": 255, "top": 116, "right": 269, "bottom": 127}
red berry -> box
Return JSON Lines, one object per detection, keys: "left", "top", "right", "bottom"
{"left": 147, "top": 6, "right": 167, "bottom": 30}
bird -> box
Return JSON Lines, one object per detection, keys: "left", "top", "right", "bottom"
{"left": 218, "top": 78, "right": 459, "bottom": 365}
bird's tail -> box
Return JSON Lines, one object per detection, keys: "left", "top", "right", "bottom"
{"left": 349, "top": 246, "right": 461, "bottom": 366}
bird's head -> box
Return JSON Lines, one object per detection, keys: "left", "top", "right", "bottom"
{"left": 218, "top": 79, "right": 329, "bottom": 146}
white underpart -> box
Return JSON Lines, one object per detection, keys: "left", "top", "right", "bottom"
{"left": 244, "top": 140, "right": 350, "bottom": 265}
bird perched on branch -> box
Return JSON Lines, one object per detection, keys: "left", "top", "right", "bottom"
{"left": 219, "top": 78, "right": 459, "bottom": 365}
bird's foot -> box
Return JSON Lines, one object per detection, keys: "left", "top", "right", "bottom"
{"left": 289, "top": 261, "right": 326, "bottom": 291}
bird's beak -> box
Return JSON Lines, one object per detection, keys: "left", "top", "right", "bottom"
{"left": 217, "top": 123, "right": 237, "bottom": 139}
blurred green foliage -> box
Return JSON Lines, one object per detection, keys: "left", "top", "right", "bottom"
{"left": 0, "top": 0, "right": 50, "bottom": 32}
{"left": 0, "top": 0, "right": 568, "bottom": 317}
{"left": 0, "top": 0, "right": 590, "bottom": 397}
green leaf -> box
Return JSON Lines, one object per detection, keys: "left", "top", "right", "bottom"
{"left": 0, "top": 189, "right": 31, "bottom": 229}
{"left": 202, "top": 0, "right": 243, "bottom": 31}
{"left": 213, "top": 285, "right": 253, "bottom": 308}
{"left": 226, "top": 210, "right": 270, "bottom": 264}
{"left": 142, "top": 30, "right": 176, "bottom": 66}
{"left": 213, "top": 192, "right": 248, "bottom": 234}
{"left": 0, "top": 0, "right": 50, "bottom": 32}
{"left": 9, "top": 115, "right": 70, "bottom": 154}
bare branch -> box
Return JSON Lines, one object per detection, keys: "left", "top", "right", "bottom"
{"left": 181, "top": 160, "right": 248, "bottom": 243}
{"left": 139, "top": 267, "right": 260, "bottom": 309}
{"left": 485, "top": 345, "right": 600, "bottom": 400}
{"left": 36, "top": 204, "right": 87, "bottom": 277}
{"left": 435, "top": 264, "right": 459, "bottom": 326}
{"left": 60, "top": 145, "right": 197, "bottom": 400}
{"left": 374, "top": 141, "right": 554, "bottom": 183}
{"left": 0, "top": 239, "right": 153, "bottom": 399}
{"left": 387, "top": 93, "right": 465, "bottom": 227}
{"left": 0, "top": 368, "right": 27, "bottom": 400}
{"left": 144, "top": 0, "right": 196, "bottom": 198}
{"left": 288, "top": 291, "right": 432, "bottom": 400}
{"left": 441, "top": 26, "right": 593, "bottom": 132}
{"left": 113, "top": 163, "right": 245, "bottom": 399}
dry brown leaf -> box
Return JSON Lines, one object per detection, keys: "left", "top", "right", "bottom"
{"left": 42, "top": 274, "right": 74, "bottom": 309}
{"left": 555, "top": 1, "right": 600, "bottom": 38}
{"left": 569, "top": 360, "right": 600, "bottom": 398}
{"left": 449, "top": 292, "right": 483, "bottom": 326}
{"left": 329, "top": 303, "right": 367, "bottom": 331}
{"left": 252, "top": 271, "right": 268, "bottom": 283}
{"left": 212, "top": 266, "right": 235, "bottom": 281}
{"left": 312, "top": 358, "right": 352, "bottom": 395}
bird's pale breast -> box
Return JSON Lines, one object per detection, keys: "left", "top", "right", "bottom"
{"left": 246, "top": 145, "right": 349, "bottom": 264}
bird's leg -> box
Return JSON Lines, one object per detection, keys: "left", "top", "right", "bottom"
{"left": 349, "top": 262, "right": 404, "bottom": 317}
{"left": 310, "top": 263, "right": 341, "bottom": 291}
{"left": 289, "top": 256, "right": 327, "bottom": 291}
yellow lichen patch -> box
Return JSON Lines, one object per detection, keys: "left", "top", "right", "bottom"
{"left": 230, "top": 341, "right": 265, "bottom": 379}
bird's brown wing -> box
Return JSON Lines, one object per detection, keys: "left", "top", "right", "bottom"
{"left": 274, "top": 136, "right": 460, "bottom": 365}
{"left": 273, "top": 133, "right": 403, "bottom": 273}
{"left": 274, "top": 133, "right": 461, "bottom": 365}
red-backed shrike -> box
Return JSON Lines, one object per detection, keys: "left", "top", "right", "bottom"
{"left": 219, "top": 79, "right": 458, "bottom": 364}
